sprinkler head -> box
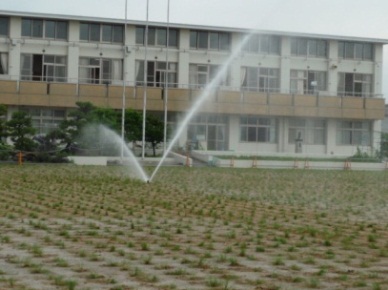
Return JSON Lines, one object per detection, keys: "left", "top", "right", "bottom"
{"left": 146, "top": 180, "right": 150, "bottom": 184}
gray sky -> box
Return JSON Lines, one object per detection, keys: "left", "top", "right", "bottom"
{"left": 1, "top": 0, "right": 388, "bottom": 101}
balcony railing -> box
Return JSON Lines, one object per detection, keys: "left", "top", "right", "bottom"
{"left": 0, "top": 73, "right": 384, "bottom": 99}
{"left": 0, "top": 77, "right": 385, "bottom": 120}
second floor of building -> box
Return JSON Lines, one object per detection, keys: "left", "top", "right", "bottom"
{"left": 0, "top": 11, "right": 386, "bottom": 99}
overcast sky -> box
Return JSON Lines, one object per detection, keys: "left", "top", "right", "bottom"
{"left": 1, "top": 0, "right": 388, "bottom": 101}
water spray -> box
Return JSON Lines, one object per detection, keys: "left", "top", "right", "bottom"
{"left": 148, "top": 33, "right": 254, "bottom": 182}
{"left": 84, "top": 124, "right": 149, "bottom": 182}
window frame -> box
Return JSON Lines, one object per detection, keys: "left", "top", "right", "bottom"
{"left": 188, "top": 114, "right": 228, "bottom": 151}
{"left": 336, "top": 121, "right": 371, "bottom": 146}
{"left": 21, "top": 18, "right": 68, "bottom": 40}
{"left": 0, "top": 52, "right": 8, "bottom": 75}
{"left": 0, "top": 17, "right": 9, "bottom": 37}
{"left": 288, "top": 118, "right": 326, "bottom": 145}
{"left": 338, "top": 72, "right": 373, "bottom": 97}
{"left": 20, "top": 53, "right": 67, "bottom": 82}
{"left": 190, "top": 30, "right": 230, "bottom": 51}
{"left": 135, "top": 60, "right": 178, "bottom": 87}
{"left": 20, "top": 107, "right": 66, "bottom": 135}
{"left": 242, "top": 66, "right": 280, "bottom": 92}
{"left": 338, "top": 41, "right": 374, "bottom": 61}
{"left": 243, "top": 34, "right": 281, "bottom": 55}
{"left": 79, "top": 57, "right": 123, "bottom": 84}
{"left": 290, "top": 37, "right": 327, "bottom": 58}
{"left": 290, "top": 70, "right": 327, "bottom": 94}
{"left": 189, "top": 63, "right": 229, "bottom": 89}
{"left": 80, "top": 22, "right": 124, "bottom": 44}
{"left": 240, "top": 116, "right": 277, "bottom": 143}
{"left": 135, "top": 26, "right": 179, "bottom": 48}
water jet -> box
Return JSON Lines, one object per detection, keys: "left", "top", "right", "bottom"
{"left": 81, "top": 124, "right": 149, "bottom": 182}
{"left": 148, "top": 33, "right": 254, "bottom": 182}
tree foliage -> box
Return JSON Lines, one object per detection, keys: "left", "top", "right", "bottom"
{"left": 0, "top": 104, "right": 7, "bottom": 143}
{"left": 381, "top": 132, "right": 388, "bottom": 158}
{"left": 0, "top": 102, "right": 166, "bottom": 159}
{"left": 0, "top": 106, "right": 12, "bottom": 160}
{"left": 6, "top": 111, "right": 36, "bottom": 152}
{"left": 145, "top": 114, "right": 164, "bottom": 156}
{"left": 123, "top": 109, "right": 142, "bottom": 142}
{"left": 57, "top": 103, "right": 165, "bottom": 156}
{"left": 56, "top": 102, "right": 121, "bottom": 153}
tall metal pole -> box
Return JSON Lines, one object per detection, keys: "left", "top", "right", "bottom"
{"left": 163, "top": 0, "right": 170, "bottom": 153}
{"left": 142, "top": 0, "right": 149, "bottom": 159}
{"left": 121, "top": 0, "right": 128, "bottom": 160}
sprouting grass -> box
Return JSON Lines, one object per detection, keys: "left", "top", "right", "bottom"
{"left": 0, "top": 165, "right": 387, "bottom": 289}
{"left": 54, "top": 257, "right": 69, "bottom": 267}
{"left": 29, "top": 244, "right": 43, "bottom": 257}
{"left": 206, "top": 277, "right": 222, "bottom": 288}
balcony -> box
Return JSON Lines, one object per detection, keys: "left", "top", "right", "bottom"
{"left": 0, "top": 80, "right": 385, "bottom": 120}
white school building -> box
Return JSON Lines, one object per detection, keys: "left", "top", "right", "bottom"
{"left": 0, "top": 10, "right": 386, "bottom": 157}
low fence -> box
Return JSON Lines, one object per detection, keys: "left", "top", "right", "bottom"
{"left": 212, "top": 157, "right": 387, "bottom": 171}
{"left": 67, "top": 155, "right": 187, "bottom": 167}
{"left": 67, "top": 156, "right": 108, "bottom": 166}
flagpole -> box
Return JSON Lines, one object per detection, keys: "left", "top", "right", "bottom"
{"left": 121, "top": 0, "right": 128, "bottom": 160}
{"left": 163, "top": 0, "right": 170, "bottom": 153}
{"left": 142, "top": 0, "right": 149, "bottom": 159}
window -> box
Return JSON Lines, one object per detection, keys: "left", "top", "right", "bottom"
{"left": 102, "top": 24, "right": 123, "bottom": 43}
{"left": 240, "top": 116, "right": 277, "bottom": 143}
{"left": 0, "top": 53, "right": 8, "bottom": 74}
{"left": 241, "top": 67, "right": 280, "bottom": 92}
{"left": 338, "top": 42, "right": 373, "bottom": 60}
{"left": 22, "top": 18, "right": 68, "bottom": 40}
{"left": 20, "top": 107, "right": 65, "bottom": 135}
{"left": 79, "top": 57, "right": 122, "bottom": 84}
{"left": 290, "top": 70, "right": 327, "bottom": 94}
{"left": 135, "top": 61, "right": 177, "bottom": 87}
{"left": 135, "top": 26, "right": 178, "bottom": 47}
{"left": 190, "top": 30, "right": 230, "bottom": 51}
{"left": 188, "top": 114, "right": 228, "bottom": 150}
{"left": 22, "top": 19, "right": 43, "bottom": 38}
{"left": 288, "top": 119, "right": 326, "bottom": 145}
{"left": 243, "top": 34, "right": 280, "bottom": 55}
{"left": 0, "top": 17, "right": 9, "bottom": 37}
{"left": 189, "top": 64, "right": 228, "bottom": 88}
{"left": 290, "top": 38, "right": 327, "bottom": 58}
{"left": 80, "top": 22, "right": 123, "bottom": 43}
{"left": 336, "top": 121, "right": 371, "bottom": 145}
{"left": 338, "top": 73, "right": 372, "bottom": 97}
{"left": 21, "top": 54, "right": 67, "bottom": 82}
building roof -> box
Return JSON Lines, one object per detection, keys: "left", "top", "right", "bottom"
{"left": 2, "top": 9, "right": 388, "bottom": 44}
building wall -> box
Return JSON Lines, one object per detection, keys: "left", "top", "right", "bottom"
{"left": 0, "top": 12, "right": 386, "bottom": 158}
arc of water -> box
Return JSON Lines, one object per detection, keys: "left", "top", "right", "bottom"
{"left": 149, "top": 33, "right": 253, "bottom": 182}
{"left": 98, "top": 124, "right": 149, "bottom": 182}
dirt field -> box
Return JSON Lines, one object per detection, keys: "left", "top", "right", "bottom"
{"left": 0, "top": 164, "right": 387, "bottom": 290}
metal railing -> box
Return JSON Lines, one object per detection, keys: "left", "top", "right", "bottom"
{"left": 0, "top": 74, "right": 385, "bottom": 99}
